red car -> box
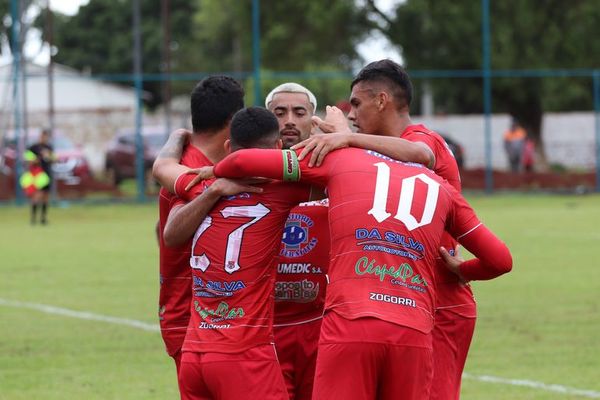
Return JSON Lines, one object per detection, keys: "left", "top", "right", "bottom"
{"left": 0, "top": 130, "right": 92, "bottom": 199}
{"left": 104, "top": 127, "right": 168, "bottom": 185}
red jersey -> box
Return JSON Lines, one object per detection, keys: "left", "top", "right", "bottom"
{"left": 175, "top": 178, "right": 311, "bottom": 354}
{"left": 158, "top": 145, "right": 212, "bottom": 356}
{"left": 401, "top": 124, "right": 461, "bottom": 191}
{"left": 213, "top": 148, "right": 506, "bottom": 334}
{"left": 402, "top": 124, "right": 475, "bottom": 316}
{"left": 275, "top": 200, "right": 330, "bottom": 326}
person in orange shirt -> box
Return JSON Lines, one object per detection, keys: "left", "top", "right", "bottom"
{"left": 503, "top": 120, "right": 526, "bottom": 173}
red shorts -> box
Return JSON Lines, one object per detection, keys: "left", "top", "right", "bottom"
{"left": 313, "top": 313, "right": 433, "bottom": 400}
{"left": 430, "top": 310, "right": 476, "bottom": 400}
{"left": 178, "top": 345, "right": 288, "bottom": 400}
{"left": 274, "top": 318, "right": 322, "bottom": 400}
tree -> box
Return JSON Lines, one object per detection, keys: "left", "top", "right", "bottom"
{"left": 38, "top": 0, "right": 370, "bottom": 109}
{"left": 38, "top": 0, "right": 198, "bottom": 108}
{"left": 364, "top": 0, "right": 600, "bottom": 168}
{"left": 187, "top": 0, "right": 370, "bottom": 105}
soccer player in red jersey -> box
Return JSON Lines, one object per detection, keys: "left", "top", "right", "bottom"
{"left": 167, "top": 107, "right": 316, "bottom": 400}
{"left": 153, "top": 76, "right": 258, "bottom": 391}
{"left": 265, "top": 83, "right": 330, "bottom": 400}
{"left": 201, "top": 142, "right": 512, "bottom": 400}
{"left": 297, "top": 60, "right": 481, "bottom": 399}
{"left": 164, "top": 80, "right": 432, "bottom": 399}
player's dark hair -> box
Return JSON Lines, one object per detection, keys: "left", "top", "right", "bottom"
{"left": 190, "top": 75, "right": 245, "bottom": 133}
{"left": 230, "top": 107, "right": 280, "bottom": 150}
{"left": 351, "top": 59, "right": 413, "bottom": 108}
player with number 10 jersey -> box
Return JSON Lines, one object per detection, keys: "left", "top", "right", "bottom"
{"left": 211, "top": 146, "right": 512, "bottom": 399}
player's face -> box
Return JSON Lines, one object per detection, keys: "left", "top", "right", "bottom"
{"left": 348, "top": 82, "right": 381, "bottom": 135}
{"left": 268, "top": 92, "right": 314, "bottom": 149}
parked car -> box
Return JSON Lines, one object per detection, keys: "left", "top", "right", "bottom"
{"left": 104, "top": 127, "right": 168, "bottom": 185}
{"left": 439, "top": 134, "right": 465, "bottom": 169}
{"left": 0, "top": 129, "right": 92, "bottom": 193}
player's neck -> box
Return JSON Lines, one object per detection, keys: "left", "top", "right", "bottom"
{"left": 189, "top": 129, "right": 229, "bottom": 164}
{"left": 381, "top": 112, "right": 412, "bottom": 138}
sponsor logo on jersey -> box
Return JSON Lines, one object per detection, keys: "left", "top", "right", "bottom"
{"left": 365, "top": 150, "right": 424, "bottom": 168}
{"left": 193, "top": 276, "right": 246, "bottom": 298}
{"left": 224, "top": 192, "right": 251, "bottom": 201}
{"left": 355, "top": 256, "right": 428, "bottom": 291}
{"left": 369, "top": 292, "right": 416, "bottom": 308}
{"left": 355, "top": 228, "right": 425, "bottom": 260}
{"left": 275, "top": 279, "right": 319, "bottom": 303}
{"left": 280, "top": 213, "right": 318, "bottom": 258}
{"left": 194, "top": 300, "right": 244, "bottom": 325}
{"left": 277, "top": 262, "right": 323, "bottom": 274}
{"left": 199, "top": 322, "right": 231, "bottom": 329}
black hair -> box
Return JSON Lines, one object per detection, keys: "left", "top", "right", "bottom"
{"left": 230, "top": 107, "right": 280, "bottom": 150}
{"left": 351, "top": 59, "right": 413, "bottom": 108}
{"left": 190, "top": 75, "right": 245, "bottom": 132}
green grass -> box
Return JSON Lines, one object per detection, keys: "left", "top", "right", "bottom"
{"left": 0, "top": 194, "right": 599, "bottom": 399}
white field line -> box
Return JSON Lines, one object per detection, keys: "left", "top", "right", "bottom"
{"left": 462, "top": 373, "right": 600, "bottom": 398}
{"left": 0, "top": 298, "right": 159, "bottom": 332}
{"left": 2, "top": 298, "right": 599, "bottom": 398}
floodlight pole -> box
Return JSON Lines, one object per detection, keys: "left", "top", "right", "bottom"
{"left": 593, "top": 71, "right": 600, "bottom": 193}
{"left": 252, "top": 0, "right": 261, "bottom": 105}
{"left": 11, "top": 0, "right": 24, "bottom": 204}
{"left": 132, "top": 0, "right": 145, "bottom": 201}
{"left": 481, "top": 0, "right": 493, "bottom": 193}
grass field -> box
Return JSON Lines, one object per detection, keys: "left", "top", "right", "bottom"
{"left": 1, "top": 194, "right": 599, "bottom": 399}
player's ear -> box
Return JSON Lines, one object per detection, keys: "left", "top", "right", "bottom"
{"left": 224, "top": 139, "right": 232, "bottom": 154}
{"left": 275, "top": 138, "right": 283, "bottom": 149}
{"left": 377, "top": 91, "right": 389, "bottom": 111}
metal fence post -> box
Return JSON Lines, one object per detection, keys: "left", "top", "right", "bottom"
{"left": 593, "top": 71, "right": 600, "bottom": 193}
{"left": 132, "top": 0, "right": 145, "bottom": 201}
{"left": 252, "top": 0, "right": 261, "bottom": 106}
{"left": 481, "top": 0, "right": 493, "bottom": 193}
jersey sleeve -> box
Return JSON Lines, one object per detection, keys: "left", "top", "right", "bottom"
{"left": 445, "top": 188, "right": 512, "bottom": 281}
{"left": 213, "top": 149, "right": 331, "bottom": 187}
{"left": 456, "top": 225, "right": 512, "bottom": 281}
{"left": 173, "top": 174, "right": 213, "bottom": 202}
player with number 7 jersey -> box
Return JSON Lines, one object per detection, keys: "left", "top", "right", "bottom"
{"left": 211, "top": 146, "right": 513, "bottom": 400}
{"left": 172, "top": 176, "right": 312, "bottom": 399}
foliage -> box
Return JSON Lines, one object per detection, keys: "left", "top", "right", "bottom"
{"left": 34, "top": 0, "right": 368, "bottom": 108}
{"left": 186, "top": 0, "right": 368, "bottom": 105}
{"left": 36, "top": 0, "right": 198, "bottom": 108}
{"left": 364, "top": 0, "right": 600, "bottom": 156}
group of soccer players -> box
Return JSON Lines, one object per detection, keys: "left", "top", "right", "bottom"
{"left": 153, "top": 59, "right": 513, "bottom": 400}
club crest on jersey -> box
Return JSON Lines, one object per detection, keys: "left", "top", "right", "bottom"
{"left": 280, "top": 213, "right": 318, "bottom": 258}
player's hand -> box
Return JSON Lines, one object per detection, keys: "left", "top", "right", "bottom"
{"left": 210, "top": 178, "right": 263, "bottom": 197}
{"left": 291, "top": 133, "right": 351, "bottom": 167}
{"left": 184, "top": 166, "right": 215, "bottom": 191}
{"left": 439, "top": 245, "right": 468, "bottom": 284}
{"left": 311, "top": 105, "right": 352, "bottom": 134}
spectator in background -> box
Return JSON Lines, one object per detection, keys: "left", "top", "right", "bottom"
{"left": 522, "top": 135, "right": 536, "bottom": 172}
{"left": 503, "top": 120, "right": 526, "bottom": 172}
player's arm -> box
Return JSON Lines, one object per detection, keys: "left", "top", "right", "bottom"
{"left": 163, "top": 178, "right": 263, "bottom": 247}
{"left": 292, "top": 133, "right": 434, "bottom": 168}
{"left": 213, "top": 149, "right": 325, "bottom": 184}
{"left": 152, "top": 129, "right": 192, "bottom": 193}
{"left": 445, "top": 192, "right": 512, "bottom": 281}
{"left": 451, "top": 226, "right": 512, "bottom": 281}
